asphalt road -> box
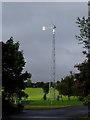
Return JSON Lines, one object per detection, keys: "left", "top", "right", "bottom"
{"left": 2, "top": 106, "right": 88, "bottom": 120}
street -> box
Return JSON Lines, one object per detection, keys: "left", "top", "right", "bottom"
{"left": 2, "top": 106, "right": 88, "bottom": 120}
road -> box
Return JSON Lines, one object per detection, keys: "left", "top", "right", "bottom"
{"left": 2, "top": 106, "right": 88, "bottom": 120}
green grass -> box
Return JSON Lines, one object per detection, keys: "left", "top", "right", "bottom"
{"left": 22, "top": 98, "right": 83, "bottom": 110}
{"left": 24, "top": 105, "right": 68, "bottom": 110}
{"left": 23, "top": 88, "right": 44, "bottom": 100}
{"left": 21, "top": 88, "right": 83, "bottom": 110}
{"left": 23, "top": 88, "right": 74, "bottom": 100}
{"left": 75, "top": 117, "right": 89, "bottom": 120}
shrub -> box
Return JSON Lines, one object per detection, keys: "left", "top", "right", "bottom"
{"left": 83, "top": 96, "right": 89, "bottom": 106}
{"left": 17, "top": 103, "right": 24, "bottom": 111}
{"left": 79, "top": 96, "right": 84, "bottom": 101}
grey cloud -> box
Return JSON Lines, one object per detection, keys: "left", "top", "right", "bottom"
{"left": 2, "top": 2, "right": 87, "bottom": 82}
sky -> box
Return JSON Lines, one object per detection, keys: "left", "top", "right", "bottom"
{"left": 2, "top": 2, "right": 88, "bottom": 82}
{"left": 1, "top": 0, "right": 88, "bottom": 2}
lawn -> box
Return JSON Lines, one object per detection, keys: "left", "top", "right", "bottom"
{"left": 24, "top": 88, "right": 44, "bottom": 100}
{"left": 23, "top": 87, "right": 59, "bottom": 100}
{"left": 22, "top": 88, "right": 83, "bottom": 110}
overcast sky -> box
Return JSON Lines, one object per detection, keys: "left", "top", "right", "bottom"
{"left": 1, "top": 0, "right": 88, "bottom": 2}
{"left": 2, "top": 2, "right": 88, "bottom": 82}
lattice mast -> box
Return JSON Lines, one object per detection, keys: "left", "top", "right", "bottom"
{"left": 42, "top": 25, "right": 56, "bottom": 101}
{"left": 52, "top": 25, "right": 56, "bottom": 100}
{"left": 88, "top": 1, "right": 90, "bottom": 56}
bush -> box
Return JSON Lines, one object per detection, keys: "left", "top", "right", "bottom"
{"left": 17, "top": 103, "right": 24, "bottom": 111}
{"left": 79, "top": 96, "right": 84, "bottom": 101}
{"left": 2, "top": 97, "right": 24, "bottom": 118}
{"left": 2, "top": 99, "right": 18, "bottom": 117}
{"left": 83, "top": 96, "right": 89, "bottom": 106}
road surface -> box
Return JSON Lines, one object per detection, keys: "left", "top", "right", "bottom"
{"left": 2, "top": 106, "right": 88, "bottom": 120}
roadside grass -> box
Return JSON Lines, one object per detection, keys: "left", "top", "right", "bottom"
{"left": 25, "top": 99, "right": 83, "bottom": 106}
{"left": 75, "top": 117, "right": 89, "bottom": 120}
{"left": 21, "top": 88, "right": 83, "bottom": 110}
{"left": 23, "top": 99, "right": 83, "bottom": 110}
{"left": 24, "top": 105, "right": 69, "bottom": 110}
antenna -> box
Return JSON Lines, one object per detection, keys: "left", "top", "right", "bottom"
{"left": 88, "top": 2, "right": 90, "bottom": 55}
{"left": 42, "top": 25, "right": 56, "bottom": 101}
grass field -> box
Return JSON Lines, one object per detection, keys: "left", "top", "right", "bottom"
{"left": 23, "top": 88, "right": 44, "bottom": 100}
{"left": 21, "top": 88, "right": 83, "bottom": 110}
{"left": 23, "top": 88, "right": 59, "bottom": 100}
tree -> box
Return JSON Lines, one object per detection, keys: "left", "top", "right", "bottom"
{"left": 56, "top": 80, "right": 66, "bottom": 95}
{"left": 26, "top": 79, "right": 32, "bottom": 88}
{"left": 2, "top": 37, "right": 31, "bottom": 102}
{"left": 76, "top": 16, "right": 90, "bottom": 58}
{"left": 56, "top": 81, "right": 66, "bottom": 101}
{"left": 75, "top": 14, "right": 90, "bottom": 117}
{"left": 35, "top": 82, "right": 44, "bottom": 87}
{"left": 63, "top": 75, "right": 74, "bottom": 100}
{"left": 72, "top": 82, "right": 79, "bottom": 97}
{"left": 74, "top": 60, "right": 90, "bottom": 97}
{"left": 56, "top": 72, "right": 74, "bottom": 100}
{"left": 42, "top": 82, "right": 49, "bottom": 100}
{"left": 75, "top": 16, "right": 90, "bottom": 97}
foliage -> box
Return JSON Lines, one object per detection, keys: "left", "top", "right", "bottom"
{"left": 75, "top": 17, "right": 90, "bottom": 56}
{"left": 75, "top": 16, "right": 90, "bottom": 97}
{"left": 25, "top": 81, "right": 44, "bottom": 88}
{"left": 56, "top": 81, "right": 67, "bottom": 95}
{"left": 42, "top": 82, "right": 49, "bottom": 95}
{"left": 75, "top": 60, "right": 90, "bottom": 97}
{"left": 25, "top": 79, "right": 32, "bottom": 88}
{"left": 72, "top": 82, "right": 80, "bottom": 97}
{"left": 42, "top": 83, "right": 49, "bottom": 100}
{"left": 2, "top": 92, "right": 20, "bottom": 117}
{"left": 56, "top": 72, "right": 74, "bottom": 100}
{"left": 83, "top": 96, "right": 90, "bottom": 105}
{"left": 2, "top": 37, "right": 31, "bottom": 102}
{"left": 35, "top": 82, "right": 44, "bottom": 87}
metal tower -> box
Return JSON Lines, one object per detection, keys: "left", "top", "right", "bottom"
{"left": 52, "top": 25, "right": 56, "bottom": 100}
{"left": 88, "top": 1, "right": 90, "bottom": 55}
{"left": 42, "top": 25, "right": 56, "bottom": 101}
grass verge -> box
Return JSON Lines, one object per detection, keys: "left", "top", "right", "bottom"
{"left": 22, "top": 88, "right": 83, "bottom": 110}
{"left": 75, "top": 117, "right": 89, "bottom": 120}
{"left": 24, "top": 105, "right": 70, "bottom": 110}
{"left": 22, "top": 99, "right": 83, "bottom": 110}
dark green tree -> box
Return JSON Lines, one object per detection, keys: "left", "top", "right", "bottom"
{"left": 75, "top": 16, "right": 90, "bottom": 97}
{"left": 35, "top": 82, "right": 44, "bottom": 87}
{"left": 42, "top": 82, "right": 49, "bottom": 100}
{"left": 56, "top": 73, "right": 74, "bottom": 100}
{"left": 56, "top": 80, "right": 66, "bottom": 95}
{"left": 75, "top": 14, "right": 90, "bottom": 117}
{"left": 2, "top": 37, "right": 31, "bottom": 101}
{"left": 72, "top": 82, "right": 80, "bottom": 97}
{"left": 63, "top": 75, "right": 74, "bottom": 100}
{"left": 56, "top": 81, "right": 66, "bottom": 101}
{"left": 26, "top": 79, "right": 32, "bottom": 88}
{"left": 75, "top": 61, "right": 90, "bottom": 97}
